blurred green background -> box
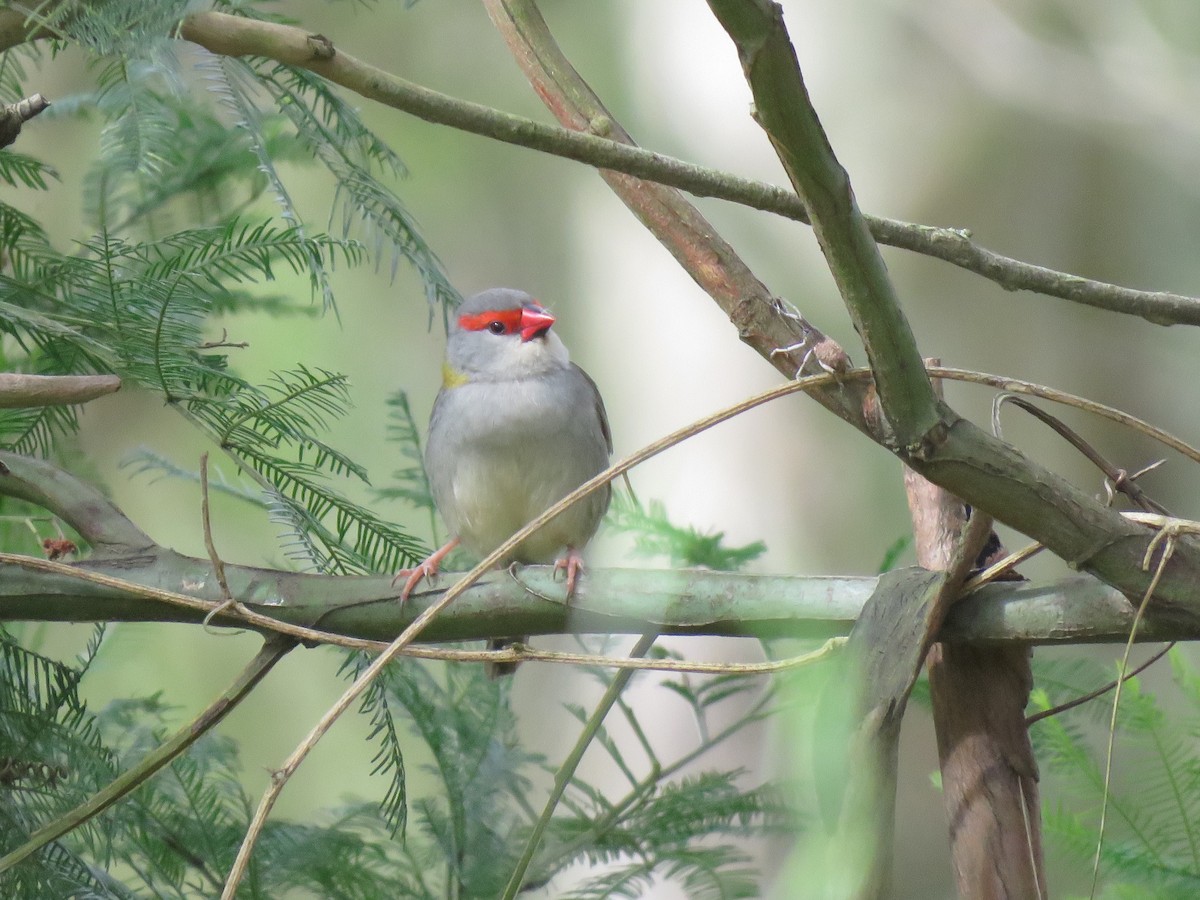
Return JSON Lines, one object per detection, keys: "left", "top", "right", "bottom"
{"left": 10, "top": 1, "right": 1200, "bottom": 896}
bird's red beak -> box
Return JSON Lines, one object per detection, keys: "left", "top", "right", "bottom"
{"left": 520, "top": 304, "right": 555, "bottom": 342}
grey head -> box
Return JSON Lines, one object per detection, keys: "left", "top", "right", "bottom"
{"left": 446, "top": 288, "right": 570, "bottom": 381}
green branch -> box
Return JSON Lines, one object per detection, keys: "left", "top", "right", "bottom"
{"left": 1, "top": 538, "right": 1196, "bottom": 648}
{"left": 708, "top": 0, "right": 938, "bottom": 446}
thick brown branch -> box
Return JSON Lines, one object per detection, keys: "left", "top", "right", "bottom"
{"left": 484, "top": 0, "right": 859, "bottom": 425}
{"left": 0, "top": 373, "right": 120, "bottom": 409}
{"left": 0, "top": 92, "right": 48, "bottom": 148}
{"left": 905, "top": 389, "right": 1046, "bottom": 899}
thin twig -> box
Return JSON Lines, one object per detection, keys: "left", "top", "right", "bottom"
{"left": 198, "top": 328, "right": 249, "bottom": 350}
{"left": 1025, "top": 643, "right": 1173, "bottom": 726}
{"left": 199, "top": 453, "right": 233, "bottom": 603}
{"left": 501, "top": 633, "right": 658, "bottom": 900}
{"left": 961, "top": 541, "right": 1045, "bottom": 593}
{"left": 1090, "top": 518, "right": 1185, "bottom": 898}
{"left": 498, "top": 638, "right": 844, "bottom": 675}
{"left": 198, "top": 452, "right": 243, "bottom": 635}
{"left": 993, "top": 394, "right": 1168, "bottom": 514}
{"left": 162, "top": 10, "right": 1200, "bottom": 326}
{"left": 930, "top": 367, "right": 1200, "bottom": 466}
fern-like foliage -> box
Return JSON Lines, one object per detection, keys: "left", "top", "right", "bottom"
{"left": 2, "top": 211, "right": 428, "bottom": 571}
{"left": 334, "top": 642, "right": 789, "bottom": 897}
{"left": 376, "top": 389, "right": 441, "bottom": 546}
{"left": 607, "top": 491, "right": 767, "bottom": 570}
{"left": 0, "top": 628, "right": 126, "bottom": 898}
{"left": 532, "top": 649, "right": 788, "bottom": 896}
{"left": 338, "top": 654, "right": 540, "bottom": 894}
{"left": 1031, "top": 650, "right": 1200, "bottom": 896}
{"left": 0, "top": 632, "right": 434, "bottom": 899}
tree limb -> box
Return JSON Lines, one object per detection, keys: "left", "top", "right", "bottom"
{"left": 0, "top": 450, "right": 153, "bottom": 553}
{"left": 0, "top": 9, "right": 1184, "bottom": 325}
{"left": 0, "top": 91, "right": 48, "bottom": 149}
{"left": 0, "top": 450, "right": 1194, "bottom": 647}
{"left": 484, "top": 0, "right": 857, "bottom": 429}
{"left": 904, "top": 370, "right": 1046, "bottom": 898}
{"left": 0, "top": 373, "right": 120, "bottom": 409}
{"left": 708, "top": 0, "right": 939, "bottom": 446}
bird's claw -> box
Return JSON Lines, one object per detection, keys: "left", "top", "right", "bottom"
{"left": 392, "top": 537, "right": 460, "bottom": 605}
{"left": 392, "top": 562, "right": 437, "bottom": 605}
{"left": 553, "top": 547, "right": 586, "bottom": 599}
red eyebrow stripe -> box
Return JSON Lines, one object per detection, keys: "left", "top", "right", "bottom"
{"left": 458, "top": 308, "right": 523, "bottom": 333}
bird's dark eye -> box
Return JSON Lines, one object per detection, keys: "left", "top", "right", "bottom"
{"left": 487, "top": 321, "right": 506, "bottom": 335}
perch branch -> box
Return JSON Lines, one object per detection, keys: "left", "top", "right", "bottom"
{"left": 7, "top": 354, "right": 1200, "bottom": 640}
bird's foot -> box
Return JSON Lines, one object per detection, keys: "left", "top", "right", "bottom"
{"left": 553, "top": 546, "right": 586, "bottom": 599}
{"left": 393, "top": 537, "right": 460, "bottom": 604}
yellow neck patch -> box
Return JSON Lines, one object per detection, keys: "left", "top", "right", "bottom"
{"left": 442, "top": 362, "right": 470, "bottom": 389}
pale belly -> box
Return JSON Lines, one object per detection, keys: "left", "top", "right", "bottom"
{"left": 447, "top": 446, "right": 606, "bottom": 563}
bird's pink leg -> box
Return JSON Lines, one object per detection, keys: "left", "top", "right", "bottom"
{"left": 393, "top": 537, "right": 460, "bottom": 604}
{"left": 553, "top": 546, "right": 586, "bottom": 598}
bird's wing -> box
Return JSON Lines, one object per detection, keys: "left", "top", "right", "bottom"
{"left": 571, "top": 363, "right": 612, "bottom": 454}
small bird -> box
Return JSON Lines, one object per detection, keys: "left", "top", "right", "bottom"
{"left": 396, "top": 288, "right": 612, "bottom": 675}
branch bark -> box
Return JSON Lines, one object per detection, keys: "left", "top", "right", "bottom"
{"left": 708, "top": 0, "right": 939, "bottom": 446}
{"left": 905, "top": 367, "right": 1046, "bottom": 899}
{"left": 0, "top": 9, "right": 1189, "bottom": 325}
{"left": 825, "top": 492, "right": 991, "bottom": 897}
{"left": 0, "top": 451, "right": 1194, "bottom": 647}
{"left": 0, "top": 373, "right": 120, "bottom": 408}
{"left": 0, "top": 92, "right": 48, "bottom": 149}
